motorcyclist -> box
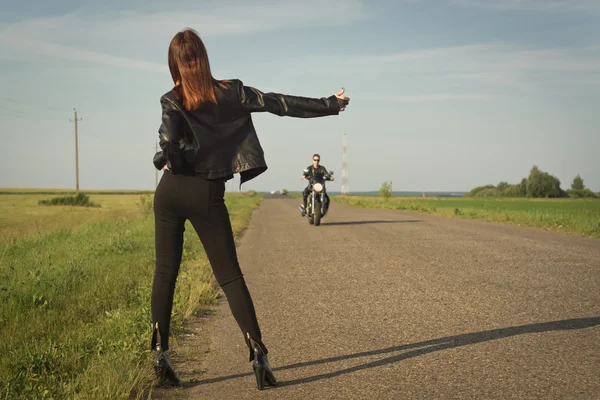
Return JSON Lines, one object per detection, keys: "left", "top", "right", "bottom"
{"left": 299, "top": 153, "right": 333, "bottom": 216}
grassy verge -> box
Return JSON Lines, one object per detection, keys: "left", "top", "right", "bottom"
{"left": 0, "top": 194, "right": 147, "bottom": 239}
{"left": 0, "top": 191, "right": 263, "bottom": 400}
{"left": 332, "top": 196, "right": 600, "bottom": 238}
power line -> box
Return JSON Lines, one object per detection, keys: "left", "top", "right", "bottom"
{"left": 0, "top": 111, "right": 28, "bottom": 119}
{"left": 0, "top": 105, "right": 28, "bottom": 116}
{"left": 0, "top": 97, "right": 68, "bottom": 113}
{"left": 0, "top": 103, "right": 65, "bottom": 121}
{"left": 0, "top": 111, "right": 66, "bottom": 122}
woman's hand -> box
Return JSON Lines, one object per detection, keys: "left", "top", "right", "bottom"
{"left": 335, "top": 88, "right": 349, "bottom": 111}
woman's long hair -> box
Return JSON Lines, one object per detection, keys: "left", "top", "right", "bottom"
{"left": 168, "top": 28, "right": 221, "bottom": 110}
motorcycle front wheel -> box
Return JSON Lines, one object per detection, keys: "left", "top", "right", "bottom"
{"left": 314, "top": 199, "right": 322, "bottom": 226}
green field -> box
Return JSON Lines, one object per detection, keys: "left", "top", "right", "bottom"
{"left": 332, "top": 196, "right": 600, "bottom": 238}
{"left": 0, "top": 190, "right": 262, "bottom": 400}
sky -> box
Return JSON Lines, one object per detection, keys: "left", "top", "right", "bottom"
{"left": 0, "top": 0, "right": 598, "bottom": 193}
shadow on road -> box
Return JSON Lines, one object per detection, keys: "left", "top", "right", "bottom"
{"left": 323, "top": 220, "right": 422, "bottom": 226}
{"left": 181, "top": 317, "right": 599, "bottom": 389}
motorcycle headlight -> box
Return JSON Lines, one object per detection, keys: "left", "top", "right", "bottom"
{"left": 313, "top": 183, "right": 323, "bottom": 193}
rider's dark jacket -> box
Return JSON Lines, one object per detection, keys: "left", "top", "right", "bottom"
{"left": 304, "top": 165, "right": 330, "bottom": 178}
{"left": 153, "top": 79, "right": 344, "bottom": 187}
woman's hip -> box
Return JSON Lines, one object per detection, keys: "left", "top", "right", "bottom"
{"left": 154, "top": 172, "right": 225, "bottom": 213}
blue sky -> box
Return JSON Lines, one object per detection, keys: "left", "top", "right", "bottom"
{"left": 1, "top": 0, "right": 598, "bottom": 192}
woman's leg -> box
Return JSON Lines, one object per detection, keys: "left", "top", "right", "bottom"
{"left": 188, "top": 180, "right": 266, "bottom": 360}
{"left": 151, "top": 181, "right": 186, "bottom": 351}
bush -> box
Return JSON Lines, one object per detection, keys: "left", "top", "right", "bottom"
{"left": 380, "top": 182, "right": 392, "bottom": 201}
{"left": 467, "top": 166, "right": 569, "bottom": 199}
{"left": 466, "top": 183, "right": 523, "bottom": 198}
{"left": 502, "top": 184, "right": 522, "bottom": 197}
{"left": 496, "top": 181, "right": 510, "bottom": 192}
{"left": 466, "top": 185, "right": 496, "bottom": 197}
{"left": 39, "top": 193, "right": 100, "bottom": 207}
{"left": 567, "top": 189, "right": 598, "bottom": 198}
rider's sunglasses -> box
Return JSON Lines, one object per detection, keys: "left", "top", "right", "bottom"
{"left": 313, "top": 159, "right": 320, "bottom": 162}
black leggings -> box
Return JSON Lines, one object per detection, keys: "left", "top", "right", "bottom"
{"left": 151, "top": 171, "right": 266, "bottom": 360}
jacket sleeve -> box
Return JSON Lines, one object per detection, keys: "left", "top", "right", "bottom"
{"left": 153, "top": 98, "right": 186, "bottom": 174}
{"left": 238, "top": 81, "right": 341, "bottom": 118}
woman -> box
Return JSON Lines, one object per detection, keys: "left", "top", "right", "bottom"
{"left": 151, "top": 28, "right": 349, "bottom": 391}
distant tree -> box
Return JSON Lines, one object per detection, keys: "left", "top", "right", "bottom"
{"left": 526, "top": 165, "right": 566, "bottom": 198}
{"left": 526, "top": 166, "right": 542, "bottom": 197}
{"left": 571, "top": 175, "right": 585, "bottom": 190}
{"left": 519, "top": 178, "right": 528, "bottom": 197}
{"left": 380, "top": 181, "right": 392, "bottom": 201}
{"left": 502, "top": 184, "right": 521, "bottom": 197}
{"left": 496, "top": 181, "right": 510, "bottom": 192}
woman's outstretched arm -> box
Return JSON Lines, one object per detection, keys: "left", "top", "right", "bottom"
{"left": 238, "top": 81, "right": 349, "bottom": 118}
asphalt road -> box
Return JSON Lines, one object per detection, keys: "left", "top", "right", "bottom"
{"left": 153, "top": 196, "right": 600, "bottom": 400}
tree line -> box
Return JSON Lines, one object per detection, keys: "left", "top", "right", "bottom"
{"left": 466, "top": 166, "right": 598, "bottom": 198}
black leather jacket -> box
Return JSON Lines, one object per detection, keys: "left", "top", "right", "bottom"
{"left": 304, "top": 165, "right": 330, "bottom": 178}
{"left": 153, "top": 79, "right": 343, "bottom": 187}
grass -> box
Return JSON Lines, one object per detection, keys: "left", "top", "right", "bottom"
{"left": 0, "top": 194, "right": 146, "bottom": 240}
{"left": 0, "top": 190, "right": 263, "bottom": 400}
{"left": 332, "top": 195, "right": 600, "bottom": 238}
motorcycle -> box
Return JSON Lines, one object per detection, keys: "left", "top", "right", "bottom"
{"left": 300, "top": 169, "right": 334, "bottom": 226}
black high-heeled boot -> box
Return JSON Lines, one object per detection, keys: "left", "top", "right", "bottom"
{"left": 247, "top": 333, "right": 277, "bottom": 390}
{"left": 153, "top": 323, "right": 180, "bottom": 386}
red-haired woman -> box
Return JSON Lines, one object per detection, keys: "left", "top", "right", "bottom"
{"left": 151, "top": 28, "right": 349, "bottom": 390}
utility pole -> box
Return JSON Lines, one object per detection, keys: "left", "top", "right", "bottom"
{"left": 69, "top": 109, "right": 82, "bottom": 195}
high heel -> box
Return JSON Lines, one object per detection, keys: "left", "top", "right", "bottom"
{"left": 154, "top": 348, "right": 180, "bottom": 386}
{"left": 153, "top": 323, "right": 180, "bottom": 386}
{"left": 248, "top": 333, "right": 277, "bottom": 390}
{"left": 253, "top": 363, "right": 266, "bottom": 390}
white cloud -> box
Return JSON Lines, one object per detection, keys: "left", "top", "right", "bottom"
{"left": 272, "top": 43, "right": 600, "bottom": 87}
{"left": 0, "top": 36, "right": 167, "bottom": 73}
{"left": 354, "top": 93, "right": 490, "bottom": 102}
{"left": 1, "top": 0, "right": 597, "bottom": 102}
{"left": 337, "top": 44, "right": 600, "bottom": 73}
{"left": 0, "top": 0, "right": 371, "bottom": 72}
{"left": 243, "top": 42, "right": 600, "bottom": 101}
